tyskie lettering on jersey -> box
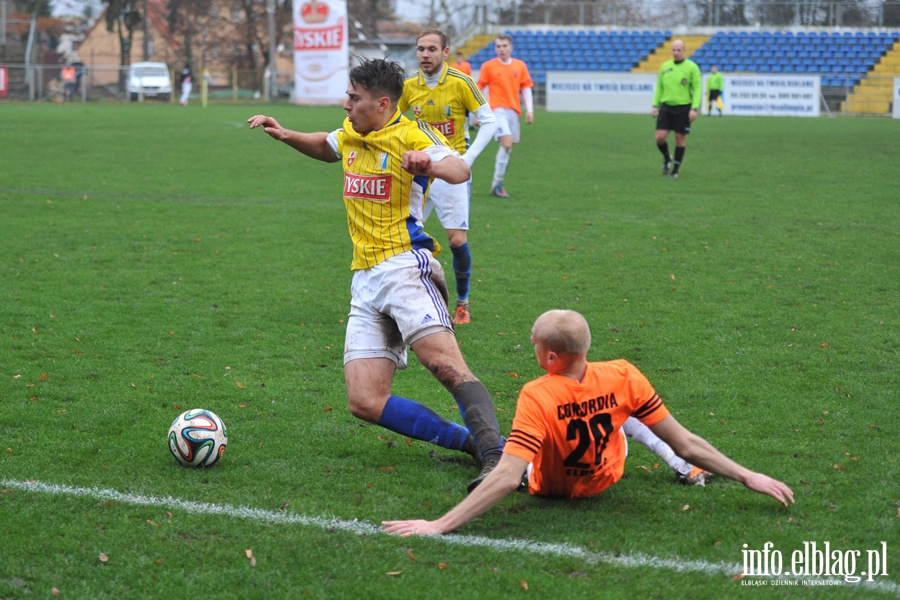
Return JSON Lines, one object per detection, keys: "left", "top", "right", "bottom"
{"left": 344, "top": 174, "right": 391, "bottom": 202}
{"left": 427, "top": 120, "right": 455, "bottom": 138}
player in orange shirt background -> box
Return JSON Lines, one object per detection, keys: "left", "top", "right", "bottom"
{"left": 383, "top": 309, "right": 794, "bottom": 536}
{"left": 477, "top": 34, "right": 534, "bottom": 198}
{"left": 451, "top": 51, "right": 472, "bottom": 75}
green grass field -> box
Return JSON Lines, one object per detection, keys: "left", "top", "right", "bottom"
{"left": 0, "top": 103, "right": 898, "bottom": 599}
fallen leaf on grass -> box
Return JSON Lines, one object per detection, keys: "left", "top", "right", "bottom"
{"left": 38, "top": 373, "right": 48, "bottom": 381}
{"left": 146, "top": 519, "right": 159, "bottom": 527}
{"left": 52, "top": 588, "right": 61, "bottom": 596}
{"left": 385, "top": 571, "right": 403, "bottom": 576}
{"left": 165, "top": 511, "right": 173, "bottom": 519}
{"left": 235, "top": 381, "right": 247, "bottom": 389}
{"left": 520, "top": 580, "right": 529, "bottom": 590}
{"left": 279, "top": 502, "right": 290, "bottom": 511}
{"left": 681, "top": 504, "right": 690, "bottom": 512}
{"left": 245, "top": 549, "right": 256, "bottom": 567}
{"left": 437, "top": 563, "right": 449, "bottom": 570}
{"left": 380, "top": 466, "right": 397, "bottom": 472}
{"left": 99, "top": 552, "right": 109, "bottom": 563}
{"left": 404, "top": 439, "right": 412, "bottom": 446}
{"left": 406, "top": 551, "right": 417, "bottom": 562}
{"left": 833, "top": 464, "right": 846, "bottom": 471}
{"left": 732, "top": 571, "right": 745, "bottom": 581}
{"left": 508, "top": 372, "right": 518, "bottom": 378}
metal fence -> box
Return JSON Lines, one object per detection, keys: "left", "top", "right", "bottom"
{"left": 0, "top": 63, "right": 296, "bottom": 104}
{"left": 0, "top": 62, "right": 895, "bottom": 115}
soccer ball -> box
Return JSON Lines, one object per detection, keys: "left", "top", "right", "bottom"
{"left": 168, "top": 409, "right": 227, "bottom": 467}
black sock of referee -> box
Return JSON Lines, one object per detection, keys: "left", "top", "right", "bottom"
{"left": 673, "top": 146, "right": 686, "bottom": 173}
{"left": 657, "top": 142, "right": 670, "bottom": 161}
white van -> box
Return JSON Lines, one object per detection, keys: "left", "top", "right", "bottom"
{"left": 126, "top": 62, "right": 172, "bottom": 101}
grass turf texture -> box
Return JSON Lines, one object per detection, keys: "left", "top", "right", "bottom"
{"left": 0, "top": 103, "right": 897, "bottom": 598}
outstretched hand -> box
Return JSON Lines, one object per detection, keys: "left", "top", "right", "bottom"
{"left": 744, "top": 472, "right": 795, "bottom": 507}
{"left": 247, "top": 114, "right": 288, "bottom": 141}
{"left": 382, "top": 519, "right": 443, "bottom": 537}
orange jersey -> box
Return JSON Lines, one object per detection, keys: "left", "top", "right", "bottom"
{"left": 505, "top": 360, "right": 671, "bottom": 498}
{"left": 451, "top": 60, "right": 471, "bottom": 75}
{"left": 477, "top": 58, "right": 534, "bottom": 115}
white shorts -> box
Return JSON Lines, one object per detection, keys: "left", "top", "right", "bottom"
{"left": 493, "top": 107, "right": 521, "bottom": 143}
{"left": 423, "top": 178, "right": 470, "bottom": 231}
{"left": 344, "top": 248, "right": 453, "bottom": 368}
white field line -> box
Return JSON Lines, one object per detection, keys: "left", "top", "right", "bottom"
{"left": 3, "top": 479, "right": 898, "bottom": 594}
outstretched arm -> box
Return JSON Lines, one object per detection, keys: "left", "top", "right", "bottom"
{"left": 382, "top": 454, "right": 527, "bottom": 536}
{"left": 247, "top": 114, "right": 340, "bottom": 163}
{"left": 649, "top": 416, "right": 795, "bottom": 507}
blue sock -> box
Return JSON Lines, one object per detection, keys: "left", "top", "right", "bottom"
{"left": 450, "top": 242, "right": 471, "bottom": 303}
{"left": 377, "top": 395, "right": 470, "bottom": 450}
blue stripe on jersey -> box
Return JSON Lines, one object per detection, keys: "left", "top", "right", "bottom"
{"left": 412, "top": 248, "right": 453, "bottom": 328}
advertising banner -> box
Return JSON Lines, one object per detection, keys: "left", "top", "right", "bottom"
{"left": 723, "top": 75, "right": 820, "bottom": 117}
{"left": 547, "top": 72, "right": 656, "bottom": 113}
{"left": 292, "top": 0, "right": 348, "bottom": 105}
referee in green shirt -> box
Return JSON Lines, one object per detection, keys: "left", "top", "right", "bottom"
{"left": 651, "top": 39, "right": 702, "bottom": 179}
{"left": 707, "top": 65, "right": 724, "bottom": 116}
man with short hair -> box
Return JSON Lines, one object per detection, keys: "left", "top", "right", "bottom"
{"left": 651, "top": 39, "right": 702, "bottom": 179}
{"left": 477, "top": 34, "right": 534, "bottom": 198}
{"left": 383, "top": 309, "right": 794, "bottom": 536}
{"left": 248, "top": 58, "right": 505, "bottom": 491}
{"left": 399, "top": 29, "right": 498, "bottom": 325}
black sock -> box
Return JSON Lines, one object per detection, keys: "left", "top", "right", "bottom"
{"left": 672, "top": 146, "right": 686, "bottom": 172}
{"left": 453, "top": 381, "right": 502, "bottom": 462}
{"left": 657, "top": 142, "right": 670, "bottom": 160}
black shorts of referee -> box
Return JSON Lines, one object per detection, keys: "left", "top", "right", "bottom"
{"left": 656, "top": 104, "right": 692, "bottom": 134}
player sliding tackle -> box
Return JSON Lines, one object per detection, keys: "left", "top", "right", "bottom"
{"left": 384, "top": 310, "right": 794, "bottom": 536}
{"left": 248, "top": 58, "right": 506, "bottom": 492}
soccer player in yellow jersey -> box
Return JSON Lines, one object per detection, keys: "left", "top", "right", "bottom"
{"left": 384, "top": 310, "right": 794, "bottom": 536}
{"left": 248, "top": 58, "right": 505, "bottom": 492}
{"left": 399, "top": 29, "right": 498, "bottom": 325}
{"left": 477, "top": 34, "right": 534, "bottom": 198}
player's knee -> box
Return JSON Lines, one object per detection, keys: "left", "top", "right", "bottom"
{"left": 448, "top": 230, "right": 467, "bottom": 247}
{"left": 346, "top": 393, "right": 387, "bottom": 423}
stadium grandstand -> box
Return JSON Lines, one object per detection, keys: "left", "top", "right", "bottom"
{"left": 460, "top": 28, "right": 900, "bottom": 114}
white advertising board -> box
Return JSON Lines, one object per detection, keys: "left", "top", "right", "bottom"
{"left": 546, "top": 72, "right": 657, "bottom": 113}
{"left": 894, "top": 77, "right": 900, "bottom": 119}
{"left": 723, "top": 75, "right": 820, "bottom": 117}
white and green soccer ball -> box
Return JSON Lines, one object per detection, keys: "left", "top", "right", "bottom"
{"left": 168, "top": 409, "right": 227, "bottom": 467}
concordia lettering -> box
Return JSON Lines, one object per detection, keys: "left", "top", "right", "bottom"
{"left": 557, "top": 394, "right": 618, "bottom": 420}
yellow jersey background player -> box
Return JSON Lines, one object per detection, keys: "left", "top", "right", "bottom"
{"left": 384, "top": 309, "right": 794, "bottom": 536}
{"left": 247, "top": 58, "right": 505, "bottom": 491}
{"left": 399, "top": 29, "right": 498, "bottom": 325}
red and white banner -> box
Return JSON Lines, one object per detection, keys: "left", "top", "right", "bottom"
{"left": 0, "top": 67, "right": 8, "bottom": 99}
{"left": 292, "top": 0, "right": 348, "bottom": 105}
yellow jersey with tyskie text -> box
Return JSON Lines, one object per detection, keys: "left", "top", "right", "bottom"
{"left": 331, "top": 109, "right": 457, "bottom": 270}
{"left": 399, "top": 64, "right": 488, "bottom": 154}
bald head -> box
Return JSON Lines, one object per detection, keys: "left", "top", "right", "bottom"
{"left": 672, "top": 39, "right": 686, "bottom": 62}
{"left": 532, "top": 310, "right": 592, "bottom": 356}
